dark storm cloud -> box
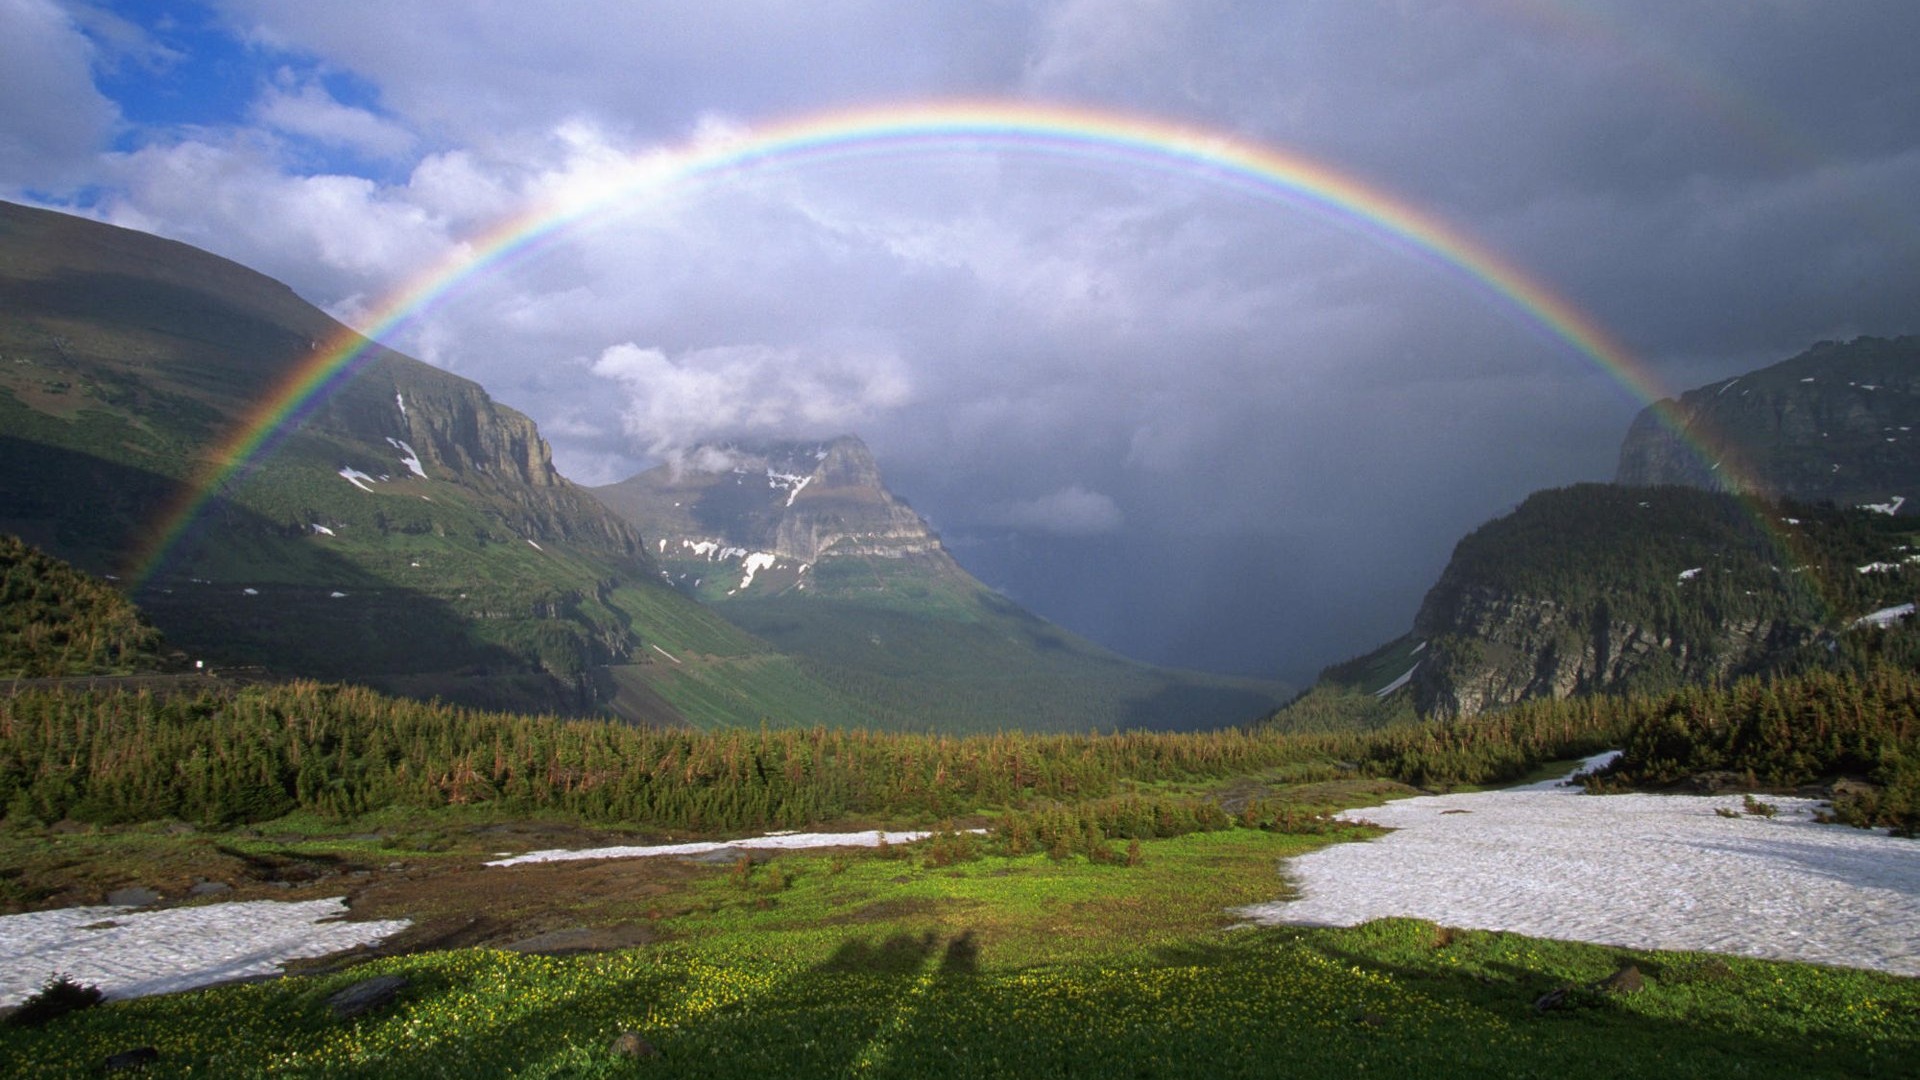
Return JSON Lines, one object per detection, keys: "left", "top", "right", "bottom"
{"left": 9, "top": 0, "right": 1919, "bottom": 681}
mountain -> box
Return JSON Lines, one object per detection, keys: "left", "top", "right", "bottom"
{"left": 592, "top": 437, "right": 1292, "bottom": 732}
{"left": 0, "top": 199, "right": 875, "bottom": 727}
{"left": 1405, "top": 483, "right": 1920, "bottom": 717}
{"left": 1279, "top": 337, "right": 1920, "bottom": 725}
{"left": 1618, "top": 335, "right": 1920, "bottom": 511}
{"left": 1281, "top": 483, "right": 1919, "bottom": 724}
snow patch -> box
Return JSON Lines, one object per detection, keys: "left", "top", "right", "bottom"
{"left": 738, "top": 552, "right": 777, "bottom": 589}
{"left": 766, "top": 469, "right": 814, "bottom": 507}
{"left": 1375, "top": 663, "right": 1417, "bottom": 698}
{"left": 1235, "top": 754, "right": 1920, "bottom": 976}
{"left": 1854, "top": 603, "right": 1915, "bottom": 629}
{"left": 337, "top": 467, "right": 377, "bottom": 492}
{"left": 1857, "top": 562, "right": 1902, "bottom": 575}
{"left": 683, "top": 539, "right": 721, "bottom": 558}
{"left": 1859, "top": 495, "right": 1905, "bottom": 516}
{"left": 1678, "top": 567, "right": 1703, "bottom": 581}
{"left": 385, "top": 437, "right": 427, "bottom": 478}
{"left": 0, "top": 899, "right": 408, "bottom": 1004}
{"left": 526, "top": 539, "right": 544, "bottom": 552}
{"left": 395, "top": 392, "right": 407, "bottom": 418}
{"left": 242, "top": 588, "right": 258, "bottom": 596}
{"left": 310, "top": 524, "right": 334, "bottom": 536}
{"left": 650, "top": 643, "right": 682, "bottom": 664}
{"left": 1800, "top": 376, "right": 1816, "bottom": 382}
{"left": 329, "top": 591, "right": 347, "bottom": 599}
{"left": 1409, "top": 640, "right": 1426, "bottom": 654}
{"left": 488, "top": 829, "right": 978, "bottom": 867}
{"left": 658, "top": 539, "right": 667, "bottom": 553}
{"left": 1715, "top": 378, "right": 1740, "bottom": 396}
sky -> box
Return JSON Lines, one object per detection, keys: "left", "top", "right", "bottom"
{"left": 4, "top": 1, "right": 1918, "bottom": 682}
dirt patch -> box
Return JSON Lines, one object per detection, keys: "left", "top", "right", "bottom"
{"left": 335, "top": 855, "right": 719, "bottom": 959}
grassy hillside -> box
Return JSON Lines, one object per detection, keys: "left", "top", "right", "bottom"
{"left": 0, "top": 200, "right": 887, "bottom": 728}
{"left": 0, "top": 534, "right": 164, "bottom": 677}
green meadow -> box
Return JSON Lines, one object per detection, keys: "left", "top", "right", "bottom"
{"left": 0, "top": 829, "right": 1913, "bottom": 1078}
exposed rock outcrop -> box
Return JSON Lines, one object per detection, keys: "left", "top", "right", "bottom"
{"left": 1617, "top": 335, "right": 1920, "bottom": 511}
{"left": 593, "top": 435, "right": 951, "bottom": 574}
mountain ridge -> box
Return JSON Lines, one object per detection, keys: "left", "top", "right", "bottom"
{"left": 0, "top": 199, "right": 880, "bottom": 728}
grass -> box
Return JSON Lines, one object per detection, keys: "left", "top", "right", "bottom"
{"left": 0, "top": 816, "right": 1914, "bottom": 1078}
{"left": 0, "top": 912, "right": 1910, "bottom": 1077}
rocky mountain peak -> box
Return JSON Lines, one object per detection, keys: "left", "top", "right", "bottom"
{"left": 592, "top": 434, "right": 952, "bottom": 594}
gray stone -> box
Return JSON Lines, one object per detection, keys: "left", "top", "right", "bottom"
{"left": 105, "top": 887, "right": 161, "bottom": 908}
{"left": 610, "top": 1031, "right": 660, "bottom": 1059}
{"left": 187, "top": 880, "right": 233, "bottom": 898}
{"left": 326, "top": 975, "right": 408, "bottom": 1020}
{"left": 1595, "top": 964, "right": 1645, "bottom": 994}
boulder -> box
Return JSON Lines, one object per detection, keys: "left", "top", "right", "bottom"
{"left": 610, "top": 1031, "right": 660, "bottom": 1059}
{"left": 187, "top": 880, "right": 233, "bottom": 898}
{"left": 326, "top": 975, "right": 408, "bottom": 1020}
{"left": 105, "top": 886, "right": 161, "bottom": 908}
{"left": 1595, "top": 964, "right": 1645, "bottom": 994}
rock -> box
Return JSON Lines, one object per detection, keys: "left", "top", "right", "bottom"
{"left": 1685, "top": 771, "right": 1748, "bottom": 795}
{"left": 105, "top": 886, "right": 161, "bottom": 907}
{"left": 1595, "top": 965, "right": 1645, "bottom": 994}
{"left": 1827, "top": 777, "right": 1878, "bottom": 802}
{"left": 104, "top": 1047, "right": 159, "bottom": 1071}
{"left": 609, "top": 1031, "right": 659, "bottom": 1059}
{"left": 1532, "top": 987, "right": 1570, "bottom": 1013}
{"left": 326, "top": 975, "right": 408, "bottom": 1020}
{"left": 187, "top": 880, "right": 233, "bottom": 898}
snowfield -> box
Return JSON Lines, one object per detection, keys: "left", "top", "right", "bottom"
{"left": 0, "top": 898, "right": 409, "bottom": 1005}
{"left": 486, "top": 828, "right": 961, "bottom": 867}
{"left": 1237, "top": 753, "right": 1920, "bottom": 976}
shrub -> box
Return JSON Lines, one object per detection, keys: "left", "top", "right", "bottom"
{"left": 7, "top": 974, "right": 103, "bottom": 1028}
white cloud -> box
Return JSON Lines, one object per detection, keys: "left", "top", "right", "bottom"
{"left": 1001, "top": 485, "right": 1124, "bottom": 536}
{"left": 251, "top": 72, "right": 416, "bottom": 160}
{"left": 589, "top": 342, "right": 914, "bottom": 455}
{"left": 0, "top": 0, "right": 120, "bottom": 188}
{"left": 95, "top": 137, "right": 454, "bottom": 291}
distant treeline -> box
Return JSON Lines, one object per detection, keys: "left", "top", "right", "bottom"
{"left": 0, "top": 535, "right": 164, "bottom": 678}
{"left": 3, "top": 665, "right": 1914, "bottom": 835}
{"left": 0, "top": 683, "right": 1354, "bottom": 829}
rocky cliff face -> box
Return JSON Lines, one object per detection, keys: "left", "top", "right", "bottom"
{"left": 314, "top": 356, "right": 645, "bottom": 557}
{"left": 1411, "top": 582, "right": 1806, "bottom": 720}
{"left": 592, "top": 435, "right": 952, "bottom": 590}
{"left": 1617, "top": 335, "right": 1920, "bottom": 510}
{"left": 1384, "top": 483, "right": 1853, "bottom": 719}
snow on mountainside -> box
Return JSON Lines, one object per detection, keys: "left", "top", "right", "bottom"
{"left": 592, "top": 435, "right": 954, "bottom": 599}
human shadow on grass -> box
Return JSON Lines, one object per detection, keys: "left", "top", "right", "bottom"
{"left": 815, "top": 929, "right": 981, "bottom": 977}
{"left": 1292, "top": 922, "right": 1914, "bottom": 1077}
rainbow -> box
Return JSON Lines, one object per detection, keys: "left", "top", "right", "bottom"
{"left": 129, "top": 98, "right": 1743, "bottom": 583}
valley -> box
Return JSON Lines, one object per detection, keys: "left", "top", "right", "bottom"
{"left": 2, "top": 147, "right": 1918, "bottom": 1080}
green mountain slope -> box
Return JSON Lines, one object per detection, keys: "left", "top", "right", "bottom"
{"left": 0, "top": 200, "right": 875, "bottom": 728}
{"left": 593, "top": 438, "right": 1291, "bottom": 732}
{"left": 0, "top": 533, "right": 165, "bottom": 677}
